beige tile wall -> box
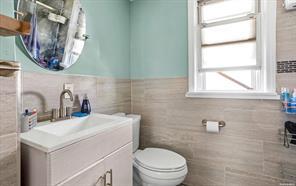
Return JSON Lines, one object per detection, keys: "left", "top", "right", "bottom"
{"left": 277, "top": 0, "right": 296, "bottom": 61}
{"left": 22, "top": 72, "right": 131, "bottom": 121}
{"left": 131, "top": 77, "right": 296, "bottom": 186}
{"left": 131, "top": 2, "right": 296, "bottom": 186}
{"left": 0, "top": 74, "right": 19, "bottom": 186}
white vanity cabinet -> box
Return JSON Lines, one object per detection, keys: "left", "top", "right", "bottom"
{"left": 21, "top": 119, "right": 133, "bottom": 186}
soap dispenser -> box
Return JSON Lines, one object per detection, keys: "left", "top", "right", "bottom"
{"left": 81, "top": 94, "right": 91, "bottom": 114}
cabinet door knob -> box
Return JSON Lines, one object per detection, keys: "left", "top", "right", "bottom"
{"left": 105, "top": 169, "right": 113, "bottom": 186}
{"left": 95, "top": 174, "right": 105, "bottom": 186}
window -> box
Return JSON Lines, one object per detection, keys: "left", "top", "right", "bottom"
{"left": 187, "top": 0, "right": 279, "bottom": 99}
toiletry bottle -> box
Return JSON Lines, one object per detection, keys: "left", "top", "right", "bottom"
{"left": 81, "top": 94, "right": 91, "bottom": 114}
{"left": 281, "top": 87, "right": 285, "bottom": 101}
{"left": 291, "top": 89, "right": 296, "bottom": 113}
{"left": 292, "top": 88, "right": 296, "bottom": 101}
{"left": 282, "top": 88, "right": 290, "bottom": 102}
{"left": 281, "top": 88, "right": 290, "bottom": 112}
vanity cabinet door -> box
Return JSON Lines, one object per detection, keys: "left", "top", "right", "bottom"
{"left": 104, "top": 143, "right": 133, "bottom": 186}
{"left": 57, "top": 158, "right": 105, "bottom": 186}
{"left": 49, "top": 132, "right": 107, "bottom": 185}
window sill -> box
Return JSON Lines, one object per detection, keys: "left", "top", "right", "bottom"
{"left": 186, "top": 91, "right": 280, "bottom": 100}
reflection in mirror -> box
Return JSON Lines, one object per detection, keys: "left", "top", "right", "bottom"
{"left": 17, "top": 0, "right": 87, "bottom": 71}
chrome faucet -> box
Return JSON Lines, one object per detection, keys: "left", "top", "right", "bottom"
{"left": 51, "top": 89, "right": 74, "bottom": 122}
{"left": 59, "top": 89, "right": 74, "bottom": 118}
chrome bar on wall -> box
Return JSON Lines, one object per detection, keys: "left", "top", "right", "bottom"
{"left": 0, "top": 61, "right": 21, "bottom": 77}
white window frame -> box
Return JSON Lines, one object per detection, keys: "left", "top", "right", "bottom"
{"left": 186, "top": 0, "right": 279, "bottom": 100}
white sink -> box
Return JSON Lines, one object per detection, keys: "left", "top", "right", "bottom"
{"left": 21, "top": 113, "right": 132, "bottom": 152}
{"left": 35, "top": 114, "right": 115, "bottom": 137}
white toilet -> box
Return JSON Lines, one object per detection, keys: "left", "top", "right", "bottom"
{"left": 115, "top": 113, "right": 188, "bottom": 186}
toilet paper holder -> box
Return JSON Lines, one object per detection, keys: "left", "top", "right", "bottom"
{"left": 202, "top": 119, "right": 226, "bottom": 127}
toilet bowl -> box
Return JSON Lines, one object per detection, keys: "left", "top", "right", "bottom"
{"left": 113, "top": 113, "right": 188, "bottom": 186}
{"left": 133, "top": 148, "right": 188, "bottom": 186}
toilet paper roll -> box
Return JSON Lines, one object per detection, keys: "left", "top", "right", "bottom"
{"left": 206, "top": 121, "right": 219, "bottom": 133}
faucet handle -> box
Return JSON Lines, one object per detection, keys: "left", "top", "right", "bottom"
{"left": 66, "top": 107, "right": 73, "bottom": 118}
{"left": 52, "top": 108, "right": 59, "bottom": 121}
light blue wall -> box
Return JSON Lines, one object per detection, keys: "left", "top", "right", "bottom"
{"left": 130, "top": 0, "right": 188, "bottom": 79}
{"left": 1, "top": 0, "right": 131, "bottom": 78}
{"left": 1, "top": 0, "right": 188, "bottom": 79}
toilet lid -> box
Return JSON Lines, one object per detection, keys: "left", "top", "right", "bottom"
{"left": 135, "top": 148, "right": 186, "bottom": 171}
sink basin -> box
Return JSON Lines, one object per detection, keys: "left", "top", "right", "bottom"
{"left": 21, "top": 113, "right": 132, "bottom": 152}
{"left": 35, "top": 114, "right": 115, "bottom": 137}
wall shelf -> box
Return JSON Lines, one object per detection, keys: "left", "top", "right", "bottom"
{"left": 0, "top": 14, "right": 30, "bottom": 36}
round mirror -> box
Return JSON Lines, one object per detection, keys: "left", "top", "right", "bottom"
{"left": 17, "top": 0, "right": 87, "bottom": 71}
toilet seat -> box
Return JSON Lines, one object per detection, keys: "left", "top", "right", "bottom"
{"left": 134, "top": 148, "right": 186, "bottom": 172}
{"left": 134, "top": 160, "right": 188, "bottom": 180}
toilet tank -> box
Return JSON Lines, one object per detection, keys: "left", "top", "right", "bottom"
{"left": 126, "top": 114, "right": 141, "bottom": 152}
